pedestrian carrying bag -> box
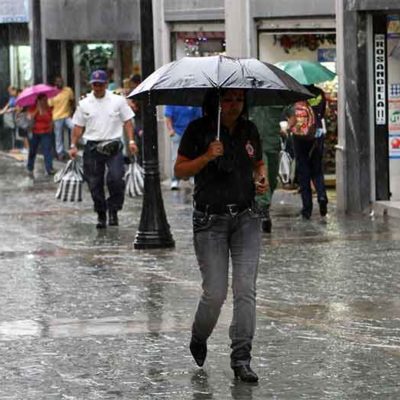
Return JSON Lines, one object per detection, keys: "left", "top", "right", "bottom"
{"left": 125, "top": 156, "right": 144, "bottom": 197}
{"left": 15, "top": 112, "right": 33, "bottom": 131}
{"left": 2, "top": 112, "right": 15, "bottom": 129}
{"left": 290, "top": 101, "right": 316, "bottom": 140}
{"left": 55, "top": 159, "right": 84, "bottom": 202}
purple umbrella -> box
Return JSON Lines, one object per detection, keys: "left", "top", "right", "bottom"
{"left": 16, "top": 84, "right": 60, "bottom": 107}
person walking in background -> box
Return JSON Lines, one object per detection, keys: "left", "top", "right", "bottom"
{"left": 27, "top": 94, "right": 55, "bottom": 177}
{"left": 175, "top": 89, "right": 268, "bottom": 382}
{"left": 165, "top": 105, "right": 202, "bottom": 189}
{"left": 125, "top": 74, "right": 143, "bottom": 165}
{"left": 69, "top": 70, "right": 138, "bottom": 229}
{"left": 249, "top": 105, "right": 284, "bottom": 233}
{"left": 286, "top": 85, "right": 328, "bottom": 219}
{"left": 48, "top": 76, "right": 74, "bottom": 161}
{"left": 0, "top": 86, "right": 18, "bottom": 151}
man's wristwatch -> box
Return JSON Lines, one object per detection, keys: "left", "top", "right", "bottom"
{"left": 129, "top": 140, "right": 136, "bottom": 144}
{"left": 70, "top": 144, "right": 76, "bottom": 149}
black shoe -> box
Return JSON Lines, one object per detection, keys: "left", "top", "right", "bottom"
{"left": 96, "top": 212, "right": 107, "bottom": 229}
{"left": 301, "top": 210, "right": 311, "bottom": 220}
{"left": 261, "top": 218, "right": 272, "bottom": 233}
{"left": 190, "top": 338, "right": 207, "bottom": 367}
{"left": 108, "top": 210, "right": 119, "bottom": 226}
{"left": 46, "top": 168, "right": 57, "bottom": 176}
{"left": 233, "top": 365, "right": 259, "bottom": 383}
{"left": 319, "top": 201, "right": 328, "bottom": 217}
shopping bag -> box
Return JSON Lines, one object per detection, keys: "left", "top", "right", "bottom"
{"left": 55, "top": 159, "right": 84, "bottom": 202}
{"left": 2, "top": 112, "right": 15, "bottom": 129}
{"left": 15, "top": 112, "right": 33, "bottom": 131}
{"left": 125, "top": 157, "right": 144, "bottom": 197}
{"left": 278, "top": 138, "right": 295, "bottom": 184}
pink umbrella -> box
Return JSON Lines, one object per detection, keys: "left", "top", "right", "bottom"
{"left": 16, "top": 84, "right": 60, "bottom": 107}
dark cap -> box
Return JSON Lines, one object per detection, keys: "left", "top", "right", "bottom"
{"left": 89, "top": 70, "right": 107, "bottom": 84}
{"left": 130, "top": 74, "right": 141, "bottom": 84}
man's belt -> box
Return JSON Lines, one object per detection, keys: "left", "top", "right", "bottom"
{"left": 194, "top": 202, "right": 251, "bottom": 216}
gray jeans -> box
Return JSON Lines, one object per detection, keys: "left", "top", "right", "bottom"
{"left": 192, "top": 207, "right": 261, "bottom": 367}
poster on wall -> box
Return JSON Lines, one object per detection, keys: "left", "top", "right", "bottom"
{"left": 389, "top": 134, "right": 400, "bottom": 158}
{"left": 388, "top": 15, "right": 400, "bottom": 39}
{"left": 389, "top": 99, "right": 400, "bottom": 158}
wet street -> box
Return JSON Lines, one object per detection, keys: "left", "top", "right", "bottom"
{"left": 0, "top": 153, "right": 399, "bottom": 400}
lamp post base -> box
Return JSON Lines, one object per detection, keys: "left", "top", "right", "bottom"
{"left": 133, "top": 162, "right": 175, "bottom": 250}
{"left": 134, "top": 230, "right": 175, "bottom": 249}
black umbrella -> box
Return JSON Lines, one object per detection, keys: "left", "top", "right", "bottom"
{"left": 128, "top": 55, "right": 312, "bottom": 106}
{"left": 128, "top": 55, "right": 312, "bottom": 139}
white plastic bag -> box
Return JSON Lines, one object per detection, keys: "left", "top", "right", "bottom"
{"left": 55, "top": 159, "right": 84, "bottom": 202}
{"left": 125, "top": 157, "right": 144, "bottom": 197}
{"left": 278, "top": 138, "right": 295, "bottom": 184}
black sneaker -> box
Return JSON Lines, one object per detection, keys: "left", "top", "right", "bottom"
{"left": 319, "top": 201, "right": 328, "bottom": 217}
{"left": 108, "top": 210, "right": 119, "bottom": 226}
{"left": 261, "top": 218, "right": 272, "bottom": 233}
{"left": 232, "top": 365, "right": 259, "bottom": 383}
{"left": 46, "top": 168, "right": 57, "bottom": 176}
{"left": 96, "top": 212, "right": 107, "bottom": 229}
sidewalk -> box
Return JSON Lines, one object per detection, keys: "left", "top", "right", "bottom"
{"left": 1, "top": 152, "right": 400, "bottom": 399}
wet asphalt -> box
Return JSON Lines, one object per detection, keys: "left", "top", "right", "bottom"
{"left": 0, "top": 153, "right": 399, "bottom": 400}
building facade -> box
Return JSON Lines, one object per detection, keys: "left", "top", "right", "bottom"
{"left": 2, "top": 0, "right": 399, "bottom": 215}
{"left": 336, "top": 0, "right": 400, "bottom": 214}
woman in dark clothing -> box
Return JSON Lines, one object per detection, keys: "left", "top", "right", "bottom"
{"left": 287, "top": 85, "right": 328, "bottom": 219}
{"left": 175, "top": 89, "right": 268, "bottom": 382}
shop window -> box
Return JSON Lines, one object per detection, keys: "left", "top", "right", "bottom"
{"left": 9, "top": 45, "right": 31, "bottom": 89}
{"left": 172, "top": 32, "right": 225, "bottom": 60}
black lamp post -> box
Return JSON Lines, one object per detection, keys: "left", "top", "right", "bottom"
{"left": 134, "top": 0, "right": 175, "bottom": 249}
{"left": 30, "top": 0, "right": 43, "bottom": 84}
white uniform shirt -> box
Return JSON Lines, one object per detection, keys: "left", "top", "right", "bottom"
{"left": 72, "top": 90, "right": 134, "bottom": 141}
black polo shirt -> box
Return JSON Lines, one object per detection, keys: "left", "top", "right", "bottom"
{"left": 178, "top": 116, "right": 262, "bottom": 208}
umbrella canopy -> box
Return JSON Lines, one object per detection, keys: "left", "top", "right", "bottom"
{"left": 275, "top": 60, "right": 336, "bottom": 85}
{"left": 128, "top": 55, "right": 312, "bottom": 106}
{"left": 16, "top": 84, "right": 60, "bottom": 107}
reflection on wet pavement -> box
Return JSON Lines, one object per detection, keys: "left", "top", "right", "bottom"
{"left": 1, "top": 154, "right": 400, "bottom": 399}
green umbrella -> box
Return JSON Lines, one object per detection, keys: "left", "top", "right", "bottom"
{"left": 275, "top": 60, "right": 336, "bottom": 85}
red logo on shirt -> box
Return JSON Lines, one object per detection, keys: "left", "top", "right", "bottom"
{"left": 245, "top": 141, "right": 255, "bottom": 158}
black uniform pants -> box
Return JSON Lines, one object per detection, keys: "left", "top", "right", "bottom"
{"left": 83, "top": 144, "right": 125, "bottom": 214}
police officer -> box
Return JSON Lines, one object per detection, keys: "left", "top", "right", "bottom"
{"left": 69, "top": 70, "right": 138, "bottom": 229}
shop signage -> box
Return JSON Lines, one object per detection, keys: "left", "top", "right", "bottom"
{"left": 374, "top": 34, "right": 386, "bottom": 126}
{"left": 0, "top": 0, "right": 29, "bottom": 23}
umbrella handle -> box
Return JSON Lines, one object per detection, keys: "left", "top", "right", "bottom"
{"left": 217, "top": 99, "right": 221, "bottom": 141}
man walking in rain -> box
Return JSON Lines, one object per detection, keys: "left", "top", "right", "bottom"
{"left": 69, "top": 70, "right": 138, "bottom": 229}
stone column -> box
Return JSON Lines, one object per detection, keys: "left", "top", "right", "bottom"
{"left": 29, "top": 0, "right": 43, "bottom": 83}
{"left": 336, "top": 0, "right": 371, "bottom": 213}
{"left": 224, "top": 0, "right": 253, "bottom": 57}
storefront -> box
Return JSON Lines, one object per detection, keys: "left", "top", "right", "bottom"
{"left": 41, "top": 0, "right": 141, "bottom": 100}
{"left": 383, "top": 15, "right": 400, "bottom": 200}
{"left": 257, "top": 18, "right": 337, "bottom": 176}
{"left": 0, "top": 0, "right": 31, "bottom": 103}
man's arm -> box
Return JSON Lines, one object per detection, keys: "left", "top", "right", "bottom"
{"left": 165, "top": 116, "right": 175, "bottom": 137}
{"left": 68, "top": 125, "right": 84, "bottom": 159}
{"left": 123, "top": 119, "right": 138, "bottom": 154}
